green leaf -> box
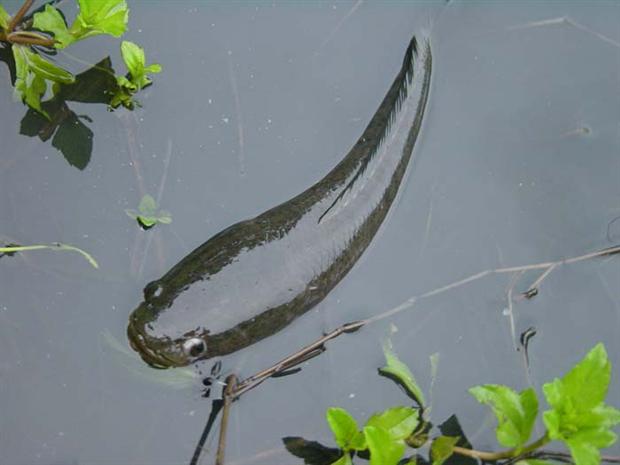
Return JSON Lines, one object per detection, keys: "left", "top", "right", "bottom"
{"left": 469, "top": 384, "right": 538, "bottom": 449}
{"left": 379, "top": 341, "right": 426, "bottom": 408}
{"left": 557, "top": 343, "right": 610, "bottom": 411}
{"left": 0, "top": 4, "right": 10, "bottom": 30}
{"left": 330, "top": 454, "right": 352, "bottom": 465}
{"left": 138, "top": 194, "right": 158, "bottom": 215}
{"left": 13, "top": 45, "right": 74, "bottom": 106}
{"left": 542, "top": 344, "right": 620, "bottom": 465}
{"left": 366, "top": 407, "right": 419, "bottom": 441}
{"left": 430, "top": 436, "right": 459, "bottom": 465}
{"left": 137, "top": 216, "right": 157, "bottom": 228}
{"left": 28, "top": 53, "right": 74, "bottom": 84}
{"left": 13, "top": 45, "right": 47, "bottom": 115}
{"left": 364, "top": 425, "right": 405, "bottom": 465}
{"left": 120, "top": 40, "right": 162, "bottom": 90}
{"left": 71, "top": 0, "right": 128, "bottom": 40}
{"left": 33, "top": 5, "right": 74, "bottom": 48}
{"left": 566, "top": 438, "right": 600, "bottom": 465}
{"left": 157, "top": 211, "right": 172, "bottom": 224}
{"left": 121, "top": 40, "right": 145, "bottom": 78}
{"left": 126, "top": 196, "right": 172, "bottom": 230}
{"left": 326, "top": 408, "right": 366, "bottom": 452}
{"left": 144, "top": 63, "right": 162, "bottom": 74}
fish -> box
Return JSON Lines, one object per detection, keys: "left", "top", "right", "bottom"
{"left": 127, "top": 34, "right": 433, "bottom": 368}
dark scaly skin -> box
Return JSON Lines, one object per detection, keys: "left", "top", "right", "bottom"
{"left": 128, "top": 36, "right": 433, "bottom": 368}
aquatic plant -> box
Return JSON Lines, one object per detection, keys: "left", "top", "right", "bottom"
{"left": 0, "top": 0, "right": 161, "bottom": 114}
{"left": 125, "top": 194, "right": 172, "bottom": 230}
{"left": 0, "top": 241, "right": 98, "bottom": 268}
{"left": 306, "top": 343, "right": 619, "bottom": 465}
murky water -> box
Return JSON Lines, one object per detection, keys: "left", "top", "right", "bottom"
{"left": 1, "top": 1, "right": 619, "bottom": 464}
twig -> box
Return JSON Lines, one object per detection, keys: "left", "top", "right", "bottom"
{"left": 506, "top": 449, "right": 620, "bottom": 465}
{"left": 7, "top": 0, "right": 33, "bottom": 32}
{"left": 505, "top": 271, "right": 523, "bottom": 351}
{"left": 314, "top": 0, "right": 364, "bottom": 54}
{"left": 367, "top": 244, "right": 620, "bottom": 326}
{"left": 521, "top": 263, "right": 556, "bottom": 299}
{"left": 189, "top": 400, "right": 224, "bottom": 465}
{"left": 4, "top": 31, "right": 56, "bottom": 47}
{"left": 452, "top": 433, "right": 548, "bottom": 461}
{"left": 227, "top": 52, "right": 245, "bottom": 176}
{"left": 215, "top": 374, "right": 239, "bottom": 465}
{"left": 506, "top": 16, "right": 620, "bottom": 50}
{"left": 232, "top": 320, "right": 365, "bottom": 399}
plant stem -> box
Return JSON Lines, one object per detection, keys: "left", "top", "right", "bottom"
{"left": 215, "top": 374, "right": 238, "bottom": 465}
{"left": 5, "top": 31, "right": 56, "bottom": 47}
{"left": 0, "top": 243, "right": 99, "bottom": 269}
{"left": 452, "top": 434, "right": 549, "bottom": 462}
{"left": 7, "top": 0, "right": 33, "bottom": 32}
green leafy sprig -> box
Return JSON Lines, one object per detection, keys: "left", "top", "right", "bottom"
{"left": 111, "top": 40, "right": 162, "bottom": 109}
{"left": 1, "top": 0, "right": 161, "bottom": 114}
{"left": 317, "top": 343, "right": 619, "bottom": 465}
{"left": 125, "top": 194, "right": 171, "bottom": 230}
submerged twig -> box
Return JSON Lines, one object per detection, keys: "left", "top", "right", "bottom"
{"left": 215, "top": 374, "right": 239, "bottom": 465}
{"left": 314, "top": 0, "right": 364, "bottom": 54}
{"left": 506, "top": 16, "right": 620, "bottom": 50}
{"left": 227, "top": 53, "right": 245, "bottom": 177}
{"left": 232, "top": 320, "right": 365, "bottom": 399}
{"left": 189, "top": 399, "right": 224, "bottom": 465}
{"left": 504, "top": 449, "right": 620, "bottom": 465}
{"left": 7, "top": 0, "right": 33, "bottom": 32}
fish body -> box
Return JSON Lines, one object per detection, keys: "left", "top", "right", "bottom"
{"left": 128, "top": 35, "right": 433, "bottom": 368}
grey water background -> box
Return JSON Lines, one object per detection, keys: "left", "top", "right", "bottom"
{"left": 1, "top": 1, "right": 620, "bottom": 464}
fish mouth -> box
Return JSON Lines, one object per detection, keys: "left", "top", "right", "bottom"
{"left": 126, "top": 320, "right": 181, "bottom": 369}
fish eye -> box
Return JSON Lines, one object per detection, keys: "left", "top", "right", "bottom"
{"left": 183, "top": 338, "right": 207, "bottom": 358}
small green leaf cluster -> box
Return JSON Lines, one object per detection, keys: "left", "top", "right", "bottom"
{"left": 111, "top": 40, "right": 161, "bottom": 109}
{"left": 542, "top": 344, "right": 620, "bottom": 465}
{"left": 12, "top": 43, "right": 74, "bottom": 115}
{"left": 125, "top": 194, "right": 171, "bottom": 230}
{"left": 34, "top": 0, "right": 129, "bottom": 48}
{"left": 322, "top": 343, "right": 619, "bottom": 465}
{"left": 326, "top": 406, "right": 420, "bottom": 465}
{"left": 323, "top": 344, "right": 428, "bottom": 465}
{"left": 1, "top": 0, "right": 161, "bottom": 115}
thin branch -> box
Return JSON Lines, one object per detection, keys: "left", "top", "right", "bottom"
{"left": 367, "top": 244, "right": 620, "bottom": 326}
{"left": 215, "top": 374, "right": 238, "bottom": 465}
{"left": 227, "top": 53, "right": 245, "bottom": 176}
{"left": 453, "top": 434, "right": 549, "bottom": 462}
{"left": 7, "top": 0, "right": 34, "bottom": 32}
{"left": 520, "top": 263, "right": 556, "bottom": 299}
{"left": 232, "top": 320, "right": 365, "bottom": 399}
{"left": 508, "top": 449, "right": 620, "bottom": 465}
{"left": 506, "top": 16, "right": 620, "bottom": 50}
{"left": 188, "top": 400, "right": 224, "bottom": 465}
{"left": 5, "top": 31, "right": 56, "bottom": 47}
{"left": 505, "top": 271, "right": 523, "bottom": 351}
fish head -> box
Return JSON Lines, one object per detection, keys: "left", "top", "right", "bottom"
{"left": 127, "top": 279, "right": 212, "bottom": 369}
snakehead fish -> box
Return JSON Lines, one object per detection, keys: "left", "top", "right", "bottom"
{"left": 128, "top": 35, "right": 433, "bottom": 368}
